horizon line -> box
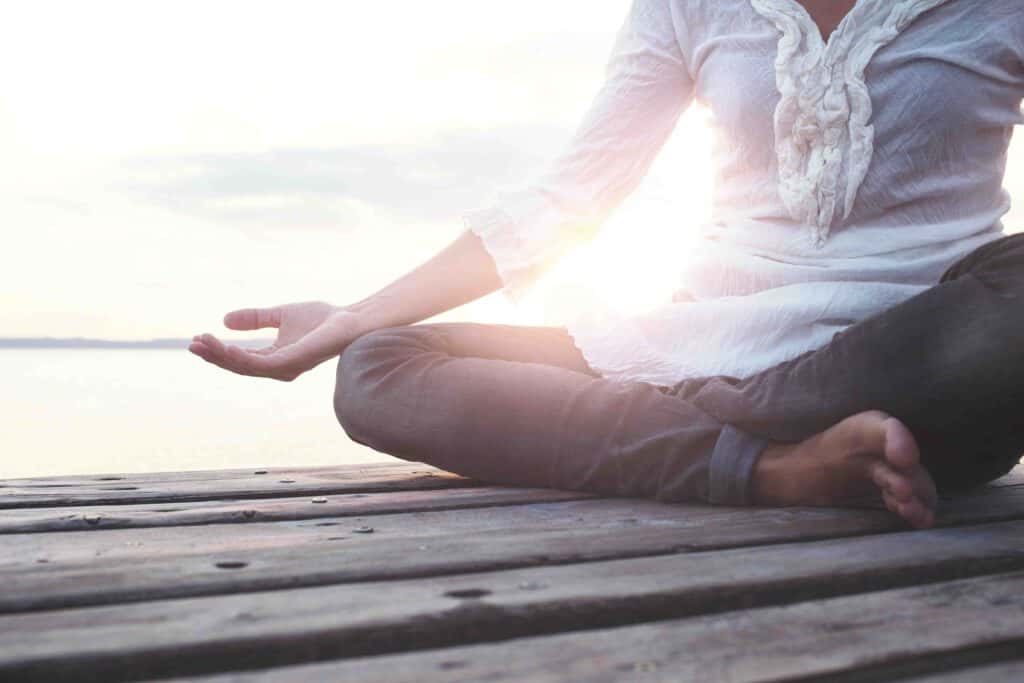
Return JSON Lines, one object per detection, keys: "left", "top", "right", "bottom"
{"left": 0, "top": 337, "right": 274, "bottom": 349}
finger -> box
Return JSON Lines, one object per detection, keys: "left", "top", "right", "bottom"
{"left": 194, "top": 335, "right": 265, "bottom": 376}
{"left": 224, "top": 307, "right": 282, "bottom": 331}
{"left": 198, "top": 333, "right": 227, "bottom": 354}
{"left": 188, "top": 341, "right": 246, "bottom": 375}
{"left": 222, "top": 339, "right": 321, "bottom": 380}
{"left": 209, "top": 321, "right": 347, "bottom": 380}
{"left": 188, "top": 341, "right": 216, "bottom": 362}
{"left": 193, "top": 331, "right": 288, "bottom": 378}
{"left": 197, "top": 334, "right": 239, "bottom": 368}
{"left": 226, "top": 345, "right": 305, "bottom": 380}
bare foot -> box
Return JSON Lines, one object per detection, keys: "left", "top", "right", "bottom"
{"left": 751, "top": 410, "right": 938, "bottom": 529}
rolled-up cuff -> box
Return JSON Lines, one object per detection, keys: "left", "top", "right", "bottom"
{"left": 708, "top": 424, "right": 770, "bottom": 506}
{"left": 463, "top": 188, "right": 576, "bottom": 305}
{"left": 462, "top": 207, "right": 540, "bottom": 304}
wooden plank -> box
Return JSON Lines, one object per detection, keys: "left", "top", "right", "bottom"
{"left": 2, "top": 462, "right": 1018, "bottom": 510}
{"left": 4, "top": 482, "right": 1024, "bottom": 614}
{"left": 6, "top": 520, "right": 1024, "bottom": 679}
{"left": 1, "top": 497, "right": 868, "bottom": 568}
{"left": 170, "top": 570, "right": 1024, "bottom": 683}
{"left": 0, "top": 463, "right": 471, "bottom": 509}
{"left": 0, "top": 486, "right": 591, "bottom": 534}
{"left": 0, "top": 511, "right": 893, "bottom": 613}
{"left": 0, "top": 499, "right": 890, "bottom": 576}
{"left": 0, "top": 460, "right": 428, "bottom": 487}
{"left": 7, "top": 479, "right": 1024, "bottom": 570}
{"left": 6, "top": 464, "right": 1018, "bottom": 534}
{"left": 5, "top": 532, "right": 1024, "bottom": 683}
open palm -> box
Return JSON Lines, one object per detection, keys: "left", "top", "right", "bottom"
{"left": 189, "top": 301, "right": 364, "bottom": 381}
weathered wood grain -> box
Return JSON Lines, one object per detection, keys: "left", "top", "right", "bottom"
{"left": 4, "top": 463, "right": 1020, "bottom": 682}
{"left": 0, "top": 513, "right": 897, "bottom": 614}
{"left": 0, "top": 497, "right": 877, "bottom": 569}
{"left": 8, "top": 477, "right": 1024, "bottom": 571}
{"left": 1, "top": 461, "right": 424, "bottom": 487}
{"left": 5, "top": 478, "right": 1024, "bottom": 614}
{"left": 4, "top": 521, "right": 1024, "bottom": 682}
{"left": 0, "top": 463, "right": 471, "bottom": 509}
{"left": 166, "top": 569, "right": 1024, "bottom": 683}
{"left": 0, "top": 486, "right": 591, "bottom": 534}
{"left": 5, "top": 464, "right": 1018, "bottom": 535}
{"left": 2, "top": 462, "right": 1018, "bottom": 510}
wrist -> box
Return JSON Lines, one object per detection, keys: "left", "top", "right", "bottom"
{"left": 342, "top": 299, "right": 392, "bottom": 339}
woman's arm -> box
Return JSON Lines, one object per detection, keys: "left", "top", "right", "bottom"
{"left": 189, "top": 229, "right": 501, "bottom": 380}
{"left": 465, "top": 0, "right": 693, "bottom": 303}
{"left": 347, "top": 229, "right": 502, "bottom": 332}
{"left": 191, "top": 0, "right": 693, "bottom": 381}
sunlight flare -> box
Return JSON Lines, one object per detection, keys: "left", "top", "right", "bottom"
{"left": 531, "top": 105, "right": 715, "bottom": 325}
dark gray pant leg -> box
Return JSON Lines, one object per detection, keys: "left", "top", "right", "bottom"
{"left": 333, "top": 322, "right": 749, "bottom": 504}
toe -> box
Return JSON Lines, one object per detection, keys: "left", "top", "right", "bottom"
{"left": 871, "top": 463, "right": 914, "bottom": 501}
{"left": 898, "top": 499, "right": 934, "bottom": 529}
{"left": 882, "top": 490, "right": 902, "bottom": 515}
{"left": 884, "top": 490, "right": 931, "bottom": 528}
{"left": 909, "top": 467, "right": 939, "bottom": 511}
{"left": 881, "top": 417, "right": 921, "bottom": 471}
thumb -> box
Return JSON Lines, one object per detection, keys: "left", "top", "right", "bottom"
{"left": 224, "top": 307, "right": 282, "bottom": 331}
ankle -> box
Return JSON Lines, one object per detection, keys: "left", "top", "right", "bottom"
{"left": 750, "top": 441, "right": 802, "bottom": 506}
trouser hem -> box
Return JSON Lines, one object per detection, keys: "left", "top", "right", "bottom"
{"left": 708, "top": 425, "right": 770, "bottom": 506}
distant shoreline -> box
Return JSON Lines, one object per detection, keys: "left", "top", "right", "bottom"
{"left": 0, "top": 338, "right": 272, "bottom": 350}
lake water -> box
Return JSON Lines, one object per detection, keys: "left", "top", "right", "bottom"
{"left": 0, "top": 349, "right": 393, "bottom": 479}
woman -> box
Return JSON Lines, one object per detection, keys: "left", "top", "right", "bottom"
{"left": 190, "top": 0, "right": 1024, "bottom": 530}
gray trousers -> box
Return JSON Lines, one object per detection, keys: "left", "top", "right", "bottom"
{"left": 333, "top": 234, "right": 1024, "bottom": 506}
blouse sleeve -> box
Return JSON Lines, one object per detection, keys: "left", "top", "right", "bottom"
{"left": 463, "top": 0, "right": 695, "bottom": 303}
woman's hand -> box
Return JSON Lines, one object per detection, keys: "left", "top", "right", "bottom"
{"left": 189, "top": 301, "right": 366, "bottom": 381}
{"left": 188, "top": 230, "right": 503, "bottom": 381}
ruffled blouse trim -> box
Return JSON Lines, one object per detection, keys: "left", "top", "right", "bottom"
{"left": 750, "top": 0, "right": 950, "bottom": 247}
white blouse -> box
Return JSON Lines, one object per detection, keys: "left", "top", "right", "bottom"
{"left": 464, "top": 0, "right": 1024, "bottom": 386}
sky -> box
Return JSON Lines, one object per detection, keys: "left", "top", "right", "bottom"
{"left": 3, "top": 0, "right": 1023, "bottom": 340}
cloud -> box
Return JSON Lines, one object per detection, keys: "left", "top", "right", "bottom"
{"left": 121, "top": 124, "right": 571, "bottom": 230}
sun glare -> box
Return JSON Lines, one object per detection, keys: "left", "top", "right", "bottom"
{"left": 527, "top": 105, "right": 715, "bottom": 326}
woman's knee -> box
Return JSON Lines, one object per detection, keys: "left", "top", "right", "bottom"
{"left": 333, "top": 337, "right": 371, "bottom": 445}
{"left": 332, "top": 325, "right": 437, "bottom": 446}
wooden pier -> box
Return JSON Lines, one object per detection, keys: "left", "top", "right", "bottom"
{"left": 2, "top": 460, "right": 1024, "bottom": 681}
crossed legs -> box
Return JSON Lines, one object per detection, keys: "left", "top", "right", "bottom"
{"left": 334, "top": 234, "right": 1024, "bottom": 527}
